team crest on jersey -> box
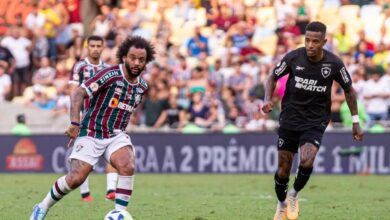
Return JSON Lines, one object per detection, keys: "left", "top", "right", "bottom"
{"left": 116, "top": 81, "right": 124, "bottom": 87}
{"left": 278, "top": 138, "right": 284, "bottom": 148}
{"left": 321, "top": 67, "right": 331, "bottom": 78}
{"left": 90, "top": 82, "right": 99, "bottom": 92}
{"left": 73, "top": 74, "right": 80, "bottom": 81}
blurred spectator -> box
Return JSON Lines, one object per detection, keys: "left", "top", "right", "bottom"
{"left": 334, "top": 23, "right": 354, "bottom": 54}
{"left": 0, "top": 46, "right": 15, "bottom": 73}
{"left": 187, "top": 26, "right": 210, "bottom": 58}
{"left": 185, "top": 91, "right": 217, "bottom": 128}
{"left": 11, "top": 114, "right": 32, "bottom": 136}
{"left": 1, "top": 26, "right": 32, "bottom": 96}
{"left": 32, "top": 29, "right": 50, "bottom": 67}
{"left": 32, "top": 57, "right": 56, "bottom": 87}
{"left": 39, "top": 0, "right": 61, "bottom": 61}
{"left": 0, "top": 63, "right": 11, "bottom": 103}
{"left": 143, "top": 86, "right": 168, "bottom": 127}
{"left": 25, "top": 3, "right": 46, "bottom": 32}
{"left": 362, "top": 71, "right": 390, "bottom": 127}
{"left": 295, "top": 0, "right": 311, "bottom": 34}
{"left": 29, "top": 85, "right": 57, "bottom": 110}
{"left": 212, "top": 5, "right": 239, "bottom": 32}
{"left": 153, "top": 95, "right": 186, "bottom": 130}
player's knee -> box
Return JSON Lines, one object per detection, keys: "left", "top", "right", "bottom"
{"left": 116, "top": 161, "right": 135, "bottom": 176}
{"left": 299, "top": 158, "right": 314, "bottom": 168}
{"left": 66, "top": 172, "right": 87, "bottom": 189}
{"left": 277, "top": 168, "right": 290, "bottom": 179}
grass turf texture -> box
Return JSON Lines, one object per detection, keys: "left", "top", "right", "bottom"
{"left": 1, "top": 174, "right": 389, "bottom": 220}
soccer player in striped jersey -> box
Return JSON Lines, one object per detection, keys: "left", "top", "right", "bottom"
{"left": 30, "top": 36, "right": 155, "bottom": 220}
{"left": 69, "top": 35, "right": 119, "bottom": 202}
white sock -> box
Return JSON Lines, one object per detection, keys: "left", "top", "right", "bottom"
{"left": 278, "top": 200, "right": 287, "bottom": 208}
{"left": 115, "top": 175, "right": 134, "bottom": 210}
{"left": 106, "top": 172, "right": 118, "bottom": 192}
{"left": 39, "top": 176, "right": 72, "bottom": 212}
{"left": 79, "top": 176, "right": 90, "bottom": 196}
{"left": 288, "top": 188, "right": 298, "bottom": 197}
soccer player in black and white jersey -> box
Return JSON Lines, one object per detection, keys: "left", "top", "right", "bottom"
{"left": 262, "top": 21, "right": 364, "bottom": 220}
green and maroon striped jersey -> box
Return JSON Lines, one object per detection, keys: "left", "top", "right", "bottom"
{"left": 79, "top": 64, "right": 148, "bottom": 139}
{"left": 69, "top": 58, "right": 110, "bottom": 111}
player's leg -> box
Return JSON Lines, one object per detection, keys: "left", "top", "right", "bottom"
{"left": 30, "top": 159, "right": 92, "bottom": 220}
{"left": 273, "top": 128, "right": 299, "bottom": 220}
{"left": 287, "top": 128, "right": 322, "bottom": 220}
{"left": 104, "top": 133, "right": 135, "bottom": 211}
{"left": 109, "top": 146, "right": 135, "bottom": 210}
{"left": 79, "top": 176, "right": 93, "bottom": 202}
{"left": 106, "top": 163, "right": 118, "bottom": 200}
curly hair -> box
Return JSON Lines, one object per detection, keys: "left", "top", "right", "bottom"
{"left": 116, "top": 36, "right": 156, "bottom": 64}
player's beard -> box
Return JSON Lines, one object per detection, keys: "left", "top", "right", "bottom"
{"left": 125, "top": 62, "right": 143, "bottom": 78}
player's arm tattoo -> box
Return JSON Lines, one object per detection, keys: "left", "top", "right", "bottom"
{"left": 264, "top": 73, "right": 277, "bottom": 102}
{"left": 344, "top": 86, "right": 358, "bottom": 116}
{"left": 70, "top": 87, "right": 88, "bottom": 123}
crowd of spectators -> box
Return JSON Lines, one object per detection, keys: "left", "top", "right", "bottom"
{"left": 0, "top": 0, "right": 389, "bottom": 133}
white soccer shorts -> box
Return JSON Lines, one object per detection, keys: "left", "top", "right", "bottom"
{"left": 68, "top": 133, "right": 134, "bottom": 166}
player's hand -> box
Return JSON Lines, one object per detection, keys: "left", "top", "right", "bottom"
{"left": 65, "top": 124, "right": 79, "bottom": 139}
{"left": 261, "top": 101, "right": 274, "bottom": 113}
{"left": 352, "top": 123, "right": 363, "bottom": 141}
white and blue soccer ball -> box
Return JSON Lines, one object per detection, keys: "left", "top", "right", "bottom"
{"left": 104, "top": 209, "right": 133, "bottom": 220}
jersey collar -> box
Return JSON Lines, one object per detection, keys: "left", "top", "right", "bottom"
{"left": 85, "top": 57, "right": 103, "bottom": 66}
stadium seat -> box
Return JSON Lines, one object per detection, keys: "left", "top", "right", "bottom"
{"left": 256, "top": 7, "right": 277, "bottom": 29}
{"left": 252, "top": 34, "right": 277, "bottom": 56}
{"left": 339, "top": 5, "right": 360, "bottom": 20}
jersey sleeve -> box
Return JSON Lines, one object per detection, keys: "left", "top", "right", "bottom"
{"left": 334, "top": 63, "right": 352, "bottom": 90}
{"left": 81, "top": 68, "right": 116, "bottom": 98}
{"left": 272, "top": 52, "right": 293, "bottom": 80}
{"left": 69, "top": 62, "right": 83, "bottom": 85}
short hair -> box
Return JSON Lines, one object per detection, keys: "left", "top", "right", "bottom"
{"left": 87, "top": 35, "right": 104, "bottom": 44}
{"left": 305, "top": 21, "right": 327, "bottom": 35}
{"left": 116, "top": 36, "right": 156, "bottom": 64}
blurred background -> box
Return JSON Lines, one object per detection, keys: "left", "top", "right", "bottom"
{"left": 0, "top": 0, "right": 389, "bottom": 134}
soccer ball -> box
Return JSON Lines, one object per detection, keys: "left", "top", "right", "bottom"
{"left": 104, "top": 209, "right": 133, "bottom": 220}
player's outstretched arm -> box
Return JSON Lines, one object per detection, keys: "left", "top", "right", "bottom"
{"left": 344, "top": 86, "right": 364, "bottom": 141}
{"left": 262, "top": 73, "right": 277, "bottom": 113}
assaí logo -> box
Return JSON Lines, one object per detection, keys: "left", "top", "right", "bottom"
{"left": 6, "top": 138, "right": 43, "bottom": 171}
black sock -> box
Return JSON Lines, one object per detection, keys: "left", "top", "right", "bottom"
{"left": 274, "top": 173, "right": 289, "bottom": 202}
{"left": 81, "top": 192, "right": 90, "bottom": 198}
{"left": 293, "top": 166, "right": 313, "bottom": 192}
{"left": 106, "top": 189, "right": 115, "bottom": 195}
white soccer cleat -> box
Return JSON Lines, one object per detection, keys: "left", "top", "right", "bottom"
{"left": 287, "top": 195, "right": 299, "bottom": 220}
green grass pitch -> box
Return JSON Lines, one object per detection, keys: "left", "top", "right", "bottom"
{"left": 1, "top": 174, "right": 389, "bottom": 220}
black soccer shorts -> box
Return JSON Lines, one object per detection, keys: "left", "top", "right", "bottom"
{"left": 277, "top": 126, "right": 325, "bottom": 153}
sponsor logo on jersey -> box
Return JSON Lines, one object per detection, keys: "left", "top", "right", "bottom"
{"left": 340, "top": 67, "right": 350, "bottom": 83}
{"left": 296, "top": 66, "right": 305, "bottom": 71}
{"left": 321, "top": 67, "right": 331, "bottom": 78}
{"left": 109, "top": 97, "right": 135, "bottom": 112}
{"left": 274, "top": 61, "right": 287, "bottom": 76}
{"left": 295, "top": 76, "right": 327, "bottom": 92}
{"left": 278, "top": 138, "right": 284, "bottom": 148}
{"left": 314, "top": 140, "right": 320, "bottom": 146}
{"left": 99, "top": 70, "right": 121, "bottom": 84}
{"left": 90, "top": 82, "right": 99, "bottom": 92}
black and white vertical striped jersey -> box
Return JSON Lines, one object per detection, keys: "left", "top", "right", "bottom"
{"left": 272, "top": 47, "right": 352, "bottom": 131}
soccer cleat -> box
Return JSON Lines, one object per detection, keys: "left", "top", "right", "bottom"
{"left": 29, "top": 204, "right": 47, "bottom": 220}
{"left": 273, "top": 203, "right": 287, "bottom": 220}
{"left": 82, "top": 195, "right": 94, "bottom": 202}
{"left": 287, "top": 195, "right": 299, "bottom": 220}
{"left": 105, "top": 191, "right": 115, "bottom": 201}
